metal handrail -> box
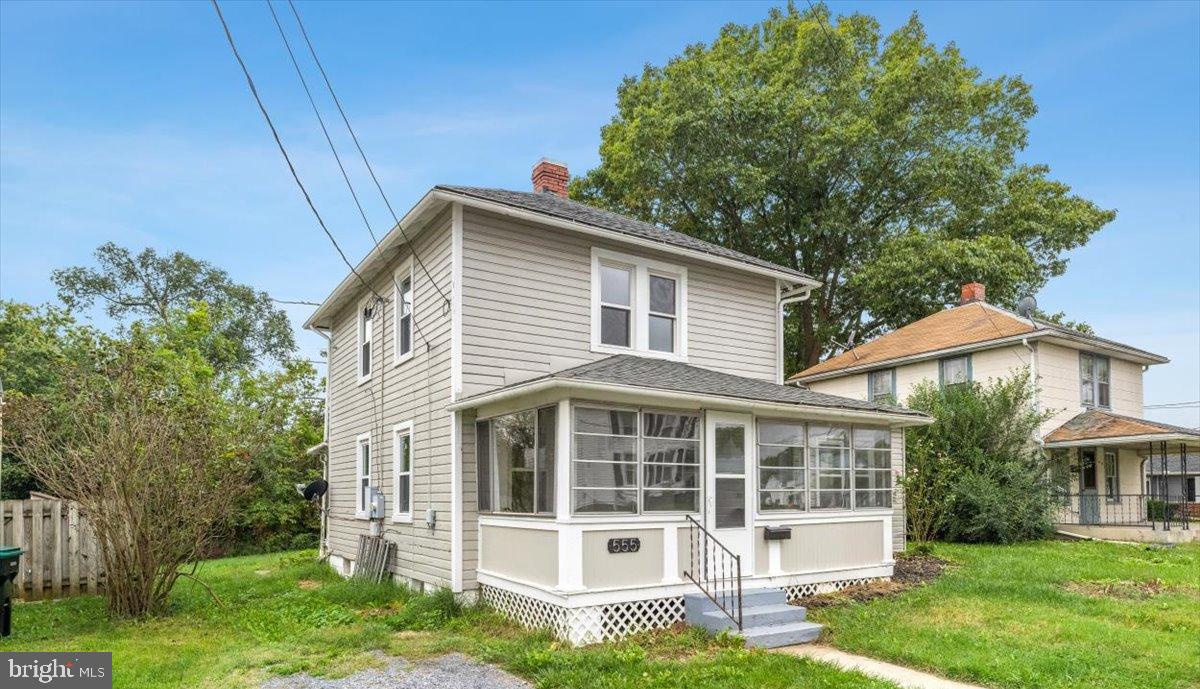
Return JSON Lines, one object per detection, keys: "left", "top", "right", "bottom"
{"left": 682, "top": 514, "right": 743, "bottom": 631}
{"left": 1056, "top": 491, "right": 1194, "bottom": 530}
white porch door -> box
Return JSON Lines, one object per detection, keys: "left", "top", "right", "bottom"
{"left": 704, "top": 411, "right": 754, "bottom": 567}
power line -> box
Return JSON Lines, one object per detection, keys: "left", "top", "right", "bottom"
{"left": 210, "top": 0, "right": 383, "bottom": 304}
{"left": 265, "top": 0, "right": 378, "bottom": 245}
{"left": 272, "top": 298, "right": 321, "bottom": 306}
{"left": 285, "top": 0, "right": 451, "bottom": 308}
{"left": 1145, "top": 401, "right": 1200, "bottom": 409}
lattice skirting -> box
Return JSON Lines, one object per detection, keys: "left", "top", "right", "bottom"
{"left": 781, "top": 576, "right": 888, "bottom": 602}
{"left": 480, "top": 585, "right": 685, "bottom": 646}
{"left": 482, "top": 576, "right": 887, "bottom": 645}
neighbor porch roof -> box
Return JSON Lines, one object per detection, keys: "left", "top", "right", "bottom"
{"left": 449, "top": 354, "right": 931, "bottom": 425}
{"left": 1043, "top": 409, "right": 1200, "bottom": 448}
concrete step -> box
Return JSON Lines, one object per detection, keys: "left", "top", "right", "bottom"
{"left": 692, "top": 602, "right": 808, "bottom": 633}
{"left": 683, "top": 588, "right": 787, "bottom": 618}
{"left": 741, "top": 620, "right": 824, "bottom": 648}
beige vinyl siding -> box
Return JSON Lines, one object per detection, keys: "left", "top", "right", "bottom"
{"left": 460, "top": 410, "right": 479, "bottom": 590}
{"left": 891, "top": 427, "right": 906, "bottom": 551}
{"left": 324, "top": 209, "right": 455, "bottom": 588}
{"left": 778, "top": 520, "right": 884, "bottom": 571}
{"left": 460, "top": 208, "right": 780, "bottom": 398}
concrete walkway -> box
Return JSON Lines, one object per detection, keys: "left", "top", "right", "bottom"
{"left": 778, "top": 645, "right": 985, "bottom": 689}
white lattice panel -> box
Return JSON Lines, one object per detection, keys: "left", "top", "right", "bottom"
{"left": 480, "top": 585, "right": 685, "bottom": 646}
{"left": 783, "top": 576, "right": 887, "bottom": 602}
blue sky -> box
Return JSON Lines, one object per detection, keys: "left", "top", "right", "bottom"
{"left": 2, "top": 1, "right": 1197, "bottom": 426}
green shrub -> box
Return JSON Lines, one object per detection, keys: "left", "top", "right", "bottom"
{"left": 902, "top": 370, "right": 1058, "bottom": 544}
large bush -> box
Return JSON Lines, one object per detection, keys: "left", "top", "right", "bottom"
{"left": 902, "top": 370, "right": 1057, "bottom": 543}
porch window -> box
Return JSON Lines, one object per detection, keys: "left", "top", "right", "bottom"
{"left": 641, "top": 411, "right": 700, "bottom": 511}
{"left": 809, "top": 425, "right": 851, "bottom": 509}
{"left": 356, "top": 433, "right": 372, "bottom": 517}
{"left": 571, "top": 406, "right": 700, "bottom": 514}
{"left": 757, "top": 421, "right": 806, "bottom": 511}
{"left": 868, "top": 369, "right": 896, "bottom": 403}
{"left": 853, "top": 428, "right": 892, "bottom": 508}
{"left": 478, "top": 406, "right": 557, "bottom": 515}
{"left": 393, "top": 422, "right": 412, "bottom": 518}
{"left": 1103, "top": 449, "right": 1119, "bottom": 502}
{"left": 357, "top": 301, "right": 374, "bottom": 381}
{"left": 939, "top": 354, "right": 971, "bottom": 387}
{"left": 394, "top": 265, "right": 413, "bottom": 363}
{"left": 1080, "top": 353, "right": 1110, "bottom": 408}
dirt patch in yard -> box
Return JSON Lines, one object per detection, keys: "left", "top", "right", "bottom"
{"left": 1063, "top": 578, "right": 1197, "bottom": 600}
{"left": 795, "top": 553, "right": 948, "bottom": 608}
{"left": 296, "top": 579, "right": 321, "bottom": 590}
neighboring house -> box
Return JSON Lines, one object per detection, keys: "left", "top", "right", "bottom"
{"left": 789, "top": 283, "right": 1199, "bottom": 543}
{"left": 304, "top": 159, "right": 931, "bottom": 645}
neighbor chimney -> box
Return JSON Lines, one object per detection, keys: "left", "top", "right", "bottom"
{"left": 960, "top": 282, "right": 986, "bottom": 305}
{"left": 532, "top": 158, "right": 569, "bottom": 198}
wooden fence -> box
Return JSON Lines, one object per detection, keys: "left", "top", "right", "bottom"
{"left": 1, "top": 498, "right": 105, "bottom": 599}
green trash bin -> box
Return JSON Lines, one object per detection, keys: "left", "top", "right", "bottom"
{"left": 0, "top": 545, "right": 23, "bottom": 637}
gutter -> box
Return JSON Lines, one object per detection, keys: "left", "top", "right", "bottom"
{"left": 447, "top": 377, "right": 932, "bottom": 427}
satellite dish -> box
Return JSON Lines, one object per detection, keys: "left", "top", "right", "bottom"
{"left": 1018, "top": 295, "right": 1037, "bottom": 318}
{"left": 299, "top": 479, "right": 328, "bottom": 502}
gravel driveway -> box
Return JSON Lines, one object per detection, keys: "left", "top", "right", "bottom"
{"left": 260, "top": 653, "right": 531, "bottom": 689}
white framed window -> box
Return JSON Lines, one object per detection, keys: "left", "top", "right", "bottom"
{"left": 1080, "top": 352, "right": 1110, "bottom": 408}
{"left": 476, "top": 406, "right": 557, "bottom": 515}
{"left": 392, "top": 421, "right": 413, "bottom": 521}
{"left": 355, "top": 432, "right": 372, "bottom": 518}
{"left": 757, "top": 421, "right": 891, "bottom": 512}
{"left": 939, "top": 354, "right": 971, "bottom": 387}
{"left": 393, "top": 263, "right": 414, "bottom": 366}
{"left": 571, "top": 405, "right": 700, "bottom": 515}
{"left": 590, "top": 248, "right": 687, "bottom": 359}
{"left": 357, "top": 298, "right": 375, "bottom": 383}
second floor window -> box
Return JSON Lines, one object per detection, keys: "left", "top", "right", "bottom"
{"left": 394, "top": 267, "right": 413, "bottom": 363}
{"left": 868, "top": 369, "right": 895, "bottom": 403}
{"left": 592, "top": 248, "right": 687, "bottom": 358}
{"left": 1080, "top": 352, "right": 1110, "bottom": 408}
{"left": 939, "top": 354, "right": 971, "bottom": 387}
{"left": 357, "top": 302, "right": 374, "bottom": 381}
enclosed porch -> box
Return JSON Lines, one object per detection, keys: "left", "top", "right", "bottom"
{"left": 451, "top": 355, "right": 929, "bottom": 644}
{"left": 1045, "top": 409, "right": 1199, "bottom": 543}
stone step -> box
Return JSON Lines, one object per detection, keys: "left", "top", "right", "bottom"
{"left": 683, "top": 588, "right": 787, "bottom": 617}
{"left": 740, "top": 620, "right": 824, "bottom": 648}
{"left": 692, "top": 602, "right": 807, "bottom": 633}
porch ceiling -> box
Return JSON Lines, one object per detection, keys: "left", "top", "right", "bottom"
{"left": 1043, "top": 409, "right": 1200, "bottom": 449}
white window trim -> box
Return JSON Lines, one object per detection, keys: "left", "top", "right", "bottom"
{"left": 393, "top": 260, "right": 415, "bottom": 368}
{"left": 355, "top": 432, "right": 372, "bottom": 519}
{"left": 392, "top": 421, "right": 414, "bottom": 522}
{"left": 356, "top": 296, "right": 374, "bottom": 386}
{"left": 590, "top": 247, "right": 687, "bottom": 361}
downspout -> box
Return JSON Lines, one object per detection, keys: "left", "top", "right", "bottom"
{"left": 311, "top": 325, "right": 333, "bottom": 559}
{"left": 778, "top": 283, "right": 815, "bottom": 385}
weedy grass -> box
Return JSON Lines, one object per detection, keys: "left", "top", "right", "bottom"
{"left": 810, "top": 540, "right": 1200, "bottom": 689}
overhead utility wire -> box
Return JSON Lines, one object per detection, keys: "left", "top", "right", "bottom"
{"left": 210, "top": 0, "right": 383, "bottom": 303}
{"left": 265, "top": 0, "right": 378, "bottom": 244}
{"left": 272, "top": 298, "right": 321, "bottom": 306}
{"left": 286, "top": 0, "right": 451, "bottom": 309}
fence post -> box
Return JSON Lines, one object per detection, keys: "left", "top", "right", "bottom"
{"left": 11, "top": 501, "right": 25, "bottom": 599}
{"left": 29, "top": 499, "right": 43, "bottom": 600}
{"left": 51, "top": 500, "right": 63, "bottom": 598}
{"left": 68, "top": 503, "right": 80, "bottom": 596}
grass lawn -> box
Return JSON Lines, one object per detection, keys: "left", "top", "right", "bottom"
{"left": 1, "top": 550, "right": 894, "bottom": 689}
{"left": 811, "top": 539, "right": 1200, "bottom": 689}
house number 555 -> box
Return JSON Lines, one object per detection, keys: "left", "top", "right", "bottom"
{"left": 607, "top": 537, "right": 641, "bottom": 554}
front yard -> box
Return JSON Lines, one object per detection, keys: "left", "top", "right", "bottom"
{"left": 3, "top": 540, "right": 1196, "bottom": 689}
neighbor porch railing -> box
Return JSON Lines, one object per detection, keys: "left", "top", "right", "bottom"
{"left": 683, "top": 514, "right": 742, "bottom": 631}
{"left": 1057, "top": 492, "right": 1194, "bottom": 530}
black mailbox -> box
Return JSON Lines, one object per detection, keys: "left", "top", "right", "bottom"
{"left": 763, "top": 526, "right": 792, "bottom": 541}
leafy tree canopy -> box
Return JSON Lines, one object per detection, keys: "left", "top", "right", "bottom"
{"left": 572, "top": 2, "right": 1114, "bottom": 372}
{"left": 52, "top": 242, "right": 295, "bottom": 369}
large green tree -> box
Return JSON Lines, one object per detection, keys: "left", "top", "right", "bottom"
{"left": 52, "top": 242, "right": 295, "bottom": 369}
{"left": 573, "top": 3, "right": 1114, "bottom": 372}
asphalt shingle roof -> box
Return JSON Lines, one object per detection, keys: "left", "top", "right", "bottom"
{"left": 1044, "top": 409, "right": 1200, "bottom": 444}
{"left": 436, "top": 186, "right": 814, "bottom": 283}
{"left": 461, "top": 354, "right": 927, "bottom": 418}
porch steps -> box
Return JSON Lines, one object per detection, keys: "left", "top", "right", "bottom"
{"left": 684, "top": 589, "right": 823, "bottom": 648}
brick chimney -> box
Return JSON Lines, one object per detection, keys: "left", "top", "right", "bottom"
{"left": 532, "top": 158, "right": 569, "bottom": 198}
{"left": 960, "top": 282, "right": 986, "bottom": 305}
